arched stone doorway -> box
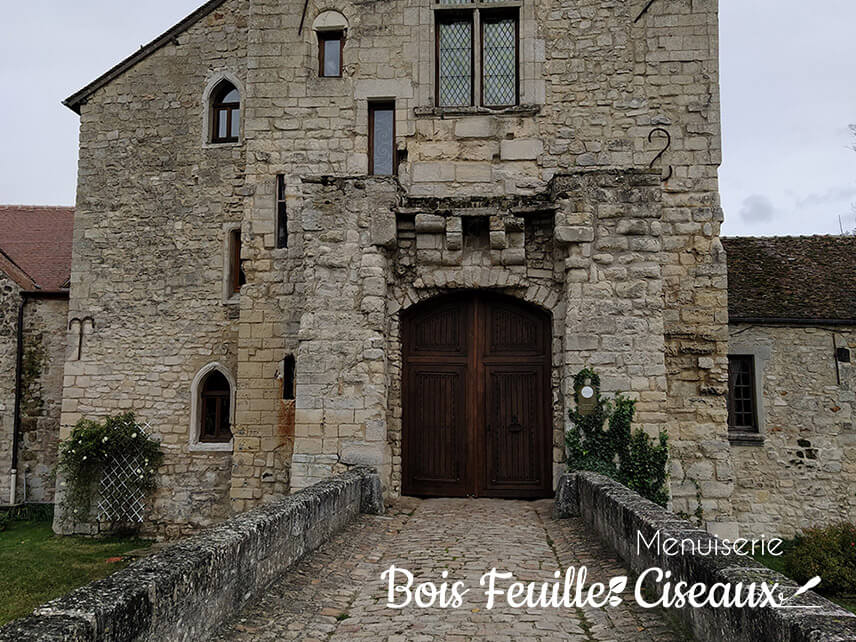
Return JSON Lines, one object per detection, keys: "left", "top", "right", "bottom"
{"left": 401, "top": 292, "right": 553, "bottom": 498}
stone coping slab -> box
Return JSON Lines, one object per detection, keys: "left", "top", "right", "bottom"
{"left": 556, "top": 472, "right": 856, "bottom": 642}
{"left": 0, "top": 467, "right": 383, "bottom": 642}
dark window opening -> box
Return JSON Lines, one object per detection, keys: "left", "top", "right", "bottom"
{"left": 211, "top": 81, "right": 240, "bottom": 143}
{"left": 436, "top": 13, "right": 474, "bottom": 107}
{"left": 229, "top": 229, "right": 246, "bottom": 296}
{"left": 200, "top": 370, "right": 233, "bottom": 443}
{"left": 369, "top": 101, "right": 396, "bottom": 176}
{"left": 318, "top": 31, "right": 344, "bottom": 77}
{"left": 276, "top": 175, "right": 288, "bottom": 249}
{"left": 481, "top": 10, "right": 519, "bottom": 107}
{"left": 727, "top": 355, "right": 758, "bottom": 433}
{"left": 282, "top": 355, "right": 296, "bottom": 400}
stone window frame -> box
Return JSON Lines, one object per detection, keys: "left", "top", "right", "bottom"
{"left": 222, "top": 223, "right": 244, "bottom": 305}
{"left": 201, "top": 72, "right": 245, "bottom": 149}
{"left": 726, "top": 342, "right": 769, "bottom": 446}
{"left": 313, "top": 10, "right": 350, "bottom": 78}
{"left": 189, "top": 362, "right": 236, "bottom": 453}
{"left": 426, "top": 0, "right": 544, "bottom": 114}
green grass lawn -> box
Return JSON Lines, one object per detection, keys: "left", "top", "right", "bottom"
{"left": 0, "top": 520, "right": 151, "bottom": 626}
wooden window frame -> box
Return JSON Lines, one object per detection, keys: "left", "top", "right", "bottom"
{"left": 368, "top": 101, "right": 397, "bottom": 176}
{"left": 276, "top": 175, "right": 288, "bottom": 249}
{"left": 727, "top": 355, "right": 759, "bottom": 433}
{"left": 199, "top": 374, "right": 233, "bottom": 443}
{"left": 479, "top": 8, "right": 520, "bottom": 108}
{"left": 318, "top": 31, "right": 344, "bottom": 78}
{"left": 211, "top": 83, "right": 240, "bottom": 144}
{"left": 434, "top": 11, "right": 475, "bottom": 107}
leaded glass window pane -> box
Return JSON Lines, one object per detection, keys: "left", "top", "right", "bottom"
{"left": 482, "top": 17, "right": 516, "bottom": 106}
{"left": 438, "top": 0, "right": 471, "bottom": 4}
{"left": 438, "top": 19, "right": 473, "bottom": 106}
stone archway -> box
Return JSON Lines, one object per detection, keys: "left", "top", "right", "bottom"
{"left": 400, "top": 291, "right": 553, "bottom": 498}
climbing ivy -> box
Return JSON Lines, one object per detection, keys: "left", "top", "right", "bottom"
{"left": 566, "top": 368, "right": 670, "bottom": 507}
{"left": 57, "top": 413, "right": 163, "bottom": 519}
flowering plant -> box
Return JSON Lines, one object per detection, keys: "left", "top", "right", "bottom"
{"left": 57, "top": 412, "right": 163, "bottom": 518}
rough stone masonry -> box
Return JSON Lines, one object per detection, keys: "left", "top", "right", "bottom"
{"left": 56, "top": 0, "right": 738, "bottom": 538}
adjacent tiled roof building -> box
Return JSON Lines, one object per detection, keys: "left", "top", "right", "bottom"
{"left": 0, "top": 206, "right": 74, "bottom": 291}
{"left": 723, "top": 236, "right": 856, "bottom": 323}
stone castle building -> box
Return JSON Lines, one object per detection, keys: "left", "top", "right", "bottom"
{"left": 25, "top": 0, "right": 849, "bottom": 538}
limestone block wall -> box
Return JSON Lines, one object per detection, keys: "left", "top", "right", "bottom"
{"left": 57, "top": 0, "right": 250, "bottom": 536}
{"left": 63, "top": 0, "right": 731, "bottom": 530}
{"left": 233, "top": 0, "right": 730, "bottom": 520}
{"left": 729, "top": 325, "right": 856, "bottom": 538}
{"left": 18, "top": 297, "right": 68, "bottom": 503}
{"left": 283, "top": 178, "right": 399, "bottom": 493}
{"left": 0, "top": 273, "right": 21, "bottom": 504}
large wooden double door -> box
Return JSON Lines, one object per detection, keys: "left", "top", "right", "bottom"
{"left": 402, "top": 293, "right": 552, "bottom": 498}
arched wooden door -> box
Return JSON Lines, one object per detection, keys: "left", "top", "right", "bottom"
{"left": 402, "top": 292, "right": 552, "bottom": 498}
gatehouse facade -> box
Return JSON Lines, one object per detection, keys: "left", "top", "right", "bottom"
{"left": 53, "top": 0, "right": 848, "bottom": 540}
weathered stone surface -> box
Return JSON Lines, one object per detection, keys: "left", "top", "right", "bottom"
{"left": 61, "top": 0, "right": 739, "bottom": 537}
{"left": 729, "top": 325, "right": 856, "bottom": 537}
{"left": 216, "top": 498, "right": 687, "bottom": 641}
{"left": 0, "top": 279, "right": 67, "bottom": 506}
{"left": 555, "top": 225, "right": 594, "bottom": 244}
{"left": 565, "top": 472, "right": 856, "bottom": 642}
{"left": 1, "top": 469, "right": 383, "bottom": 642}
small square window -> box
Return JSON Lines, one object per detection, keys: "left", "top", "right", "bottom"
{"left": 318, "top": 31, "right": 344, "bottom": 77}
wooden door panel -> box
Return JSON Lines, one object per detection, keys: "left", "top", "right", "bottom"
{"left": 483, "top": 301, "right": 545, "bottom": 357}
{"left": 406, "top": 300, "right": 468, "bottom": 358}
{"left": 402, "top": 293, "right": 552, "bottom": 499}
{"left": 403, "top": 365, "right": 468, "bottom": 496}
{"left": 483, "top": 365, "right": 548, "bottom": 496}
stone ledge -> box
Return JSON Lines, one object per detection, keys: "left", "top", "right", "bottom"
{"left": 413, "top": 104, "right": 541, "bottom": 118}
{"left": 0, "top": 468, "right": 384, "bottom": 642}
{"left": 728, "top": 431, "right": 765, "bottom": 447}
{"left": 556, "top": 472, "right": 856, "bottom": 642}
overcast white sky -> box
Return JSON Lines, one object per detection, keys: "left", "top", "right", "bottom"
{"left": 1, "top": 1, "right": 854, "bottom": 236}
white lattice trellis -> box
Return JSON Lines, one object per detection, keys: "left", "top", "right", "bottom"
{"left": 97, "top": 422, "right": 154, "bottom": 523}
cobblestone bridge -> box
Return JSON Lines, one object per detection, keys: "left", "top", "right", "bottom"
{"left": 216, "top": 498, "right": 689, "bottom": 641}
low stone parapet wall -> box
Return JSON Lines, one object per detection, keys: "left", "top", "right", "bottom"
{"left": 556, "top": 472, "right": 856, "bottom": 642}
{"left": 0, "top": 467, "right": 384, "bottom": 641}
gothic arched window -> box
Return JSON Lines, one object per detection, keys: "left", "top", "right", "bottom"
{"left": 199, "top": 370, "right": 233, "bottom": 443}
{"left": 211, "top": 81, "right": 241, "bottom": 143}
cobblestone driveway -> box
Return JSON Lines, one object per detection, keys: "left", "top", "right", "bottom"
{"left": 217, "top": 498, "right": 690, "bottom": 641}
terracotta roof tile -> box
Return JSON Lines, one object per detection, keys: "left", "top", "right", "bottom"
{"left": 0, "top": 206, "right": 74, "bottom": 290}
{"left": 723, "top": 236, "right": 856, "bottom": 322}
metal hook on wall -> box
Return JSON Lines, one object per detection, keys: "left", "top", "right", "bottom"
{"left": 648, "top": 127, "right": 673, "bottom": 182}
{"left": 68, "top": 316, "right": 95, "bottom": 361}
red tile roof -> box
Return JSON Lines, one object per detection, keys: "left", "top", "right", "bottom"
{"left": 0, "top": 206, "right": 74, "bottom": 291}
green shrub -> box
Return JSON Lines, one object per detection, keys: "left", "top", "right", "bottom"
{"left": 785, "top": 522, "right": 856, "bottom": 597}
{"left": 566, "top": 368, "right": 669, "bottom": 507}
{"left": 57, "top": 413, "right": 163, "bottom": 519}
